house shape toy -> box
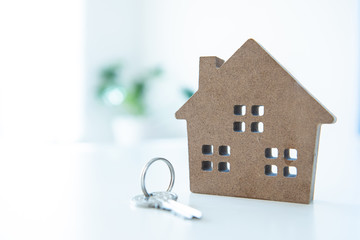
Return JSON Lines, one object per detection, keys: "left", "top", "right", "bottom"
{"left": 176, "top": 39, "right": 336, "bottom": 204}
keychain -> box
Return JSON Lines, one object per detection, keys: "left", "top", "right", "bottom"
{"left": 131, "top": 157, "right": 202, "bottom": 219}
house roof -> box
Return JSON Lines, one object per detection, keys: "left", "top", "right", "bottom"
{"left": 176, "top": 39, "right": 336, "bottom": 124}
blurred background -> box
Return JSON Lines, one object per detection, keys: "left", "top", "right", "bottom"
{"left": 0, "top": 0, "right": 358, "bottom": 145}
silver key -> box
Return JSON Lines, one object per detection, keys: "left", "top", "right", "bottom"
{"left": 131, "top": 191, "right": 202, "bottom": 219}
{"left": 131, "top": 158, "right": 202, "bottom": 219}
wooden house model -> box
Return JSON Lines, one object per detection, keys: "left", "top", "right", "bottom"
{"left": 175, "top": 39, "right": 336, "bottom": 204}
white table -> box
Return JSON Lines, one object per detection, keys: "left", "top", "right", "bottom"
{"left": 0, "top": 137, "right": 359, "bottom": 240}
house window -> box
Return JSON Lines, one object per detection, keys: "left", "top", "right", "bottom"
{"left": 201, "top": 161, "right": 213, "bottom": 171}
{"left": 219, "top": 145, "right": 230, "bottom": 156}
{"left": 265, "top": 165, "right": 278, "bottom": 176}
{"left": 233, "top": 105, "right": 264, "bottom": 134}
{"left": 234, "top": 105, "right": 246, "bottom": 116}
{"left": 251, "top": 105, "right": 264, "bottom": 116}
{"left": 284, "top": 166, "right": 297, "bottom": 178}
{"left": 284, "top": 148, "right": 297, "bottom": 160}
{"left": 265, "top": 148, "right": 278, "bottom": 159}
{"left": 202, "top": 145, "right": 213, "bottom": 155}
{"left": 218, "top": 162, "right": 230, "bottom": 172}
{"left": 251, "top": 122, "right": 264, "bottom": 133}
{"left": 233, "top": 121, "right": 245, "bottom": 132}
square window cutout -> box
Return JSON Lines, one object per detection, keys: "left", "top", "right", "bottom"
{"left": 219, "top": 145, "right": 230, "bottom": 156}
{"left": 233, "top": 122, "right": 245, "bottom": 132}
{"left": 201, "top": 161, "right": 213, "bottom": 171}
{"left": 265, "top": 165, "right": 277, "bottom": 176}
{"left": 284, "top": 149, "right": 297, "bottom": 160}
{"left": 234, "top": 105, "right": 246, "bottom": 116}
{"left": 284, "top": 166, "right": 297, "bottom": 178}
{"left": 251, "top": 122, "right": 264, "bottom": 133}
{"left": 265, "top": 148, "right": 278, "bottom": 159}
{"left": 202, "top": 145, "right": 213, "bottom": 155}
{"left": 252, "top": 105, "right": 264, "bottom": 116}
{"left": 218, "top": 162, "right": 230, "bottom": 172}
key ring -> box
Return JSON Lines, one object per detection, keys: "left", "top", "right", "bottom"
{"left": 140, "top": 157, "right": 175, "bottom": 197}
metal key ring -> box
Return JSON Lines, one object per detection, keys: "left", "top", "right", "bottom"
{"left": 140, "top": 157, "right": 175, "bottom": 197}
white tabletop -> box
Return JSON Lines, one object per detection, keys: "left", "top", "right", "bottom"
{"left": 0, "top": 136, "right": 359, "bottom": 240}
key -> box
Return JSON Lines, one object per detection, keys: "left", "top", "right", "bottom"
{"left": 131, "top": 157, "right": 203, "bottom": 220}
{"left": 131, "top": 191, "right": 202, "bottom": 219}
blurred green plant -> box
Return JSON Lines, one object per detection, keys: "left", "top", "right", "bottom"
{"left": 97, "top": 62, "right": 163, "bottom": 116}
{"left": 181, "top": 87, "right": 194, "bottom": 99}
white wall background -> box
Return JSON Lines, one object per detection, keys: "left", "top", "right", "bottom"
{"left": 0, "top": 0, "right": 85, "bottom": 143}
